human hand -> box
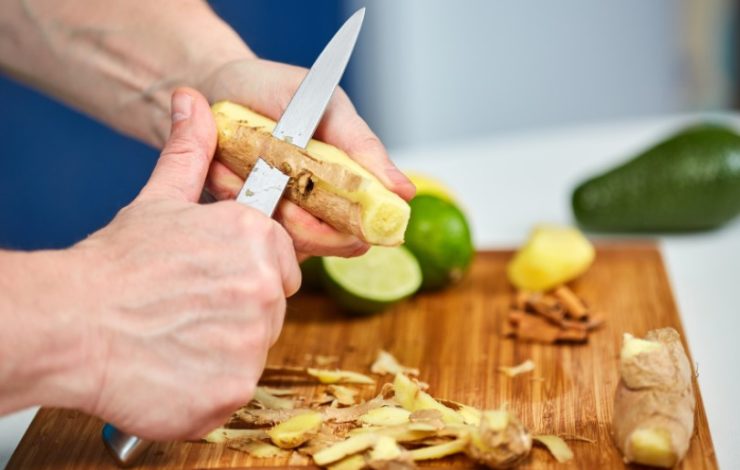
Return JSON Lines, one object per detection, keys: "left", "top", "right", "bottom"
{"left": 198, "top": 58, "right": 416, "bottom": 260}
{"left": 71, "top": 88, "right": 300, "bottom": 440}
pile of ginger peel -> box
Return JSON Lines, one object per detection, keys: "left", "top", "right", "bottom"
{"left": 204, "top": 351, "right": 574, "bottom": 469}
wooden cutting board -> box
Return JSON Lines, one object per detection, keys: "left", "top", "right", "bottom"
{"left": 8, "top": 244, "right": 717, "bottom": 469}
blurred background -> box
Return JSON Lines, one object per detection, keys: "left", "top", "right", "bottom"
{"left": 0, "top": 0, "right": 737, "bottom": 249}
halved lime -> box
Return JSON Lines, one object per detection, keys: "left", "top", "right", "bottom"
{"left": 322, "top": 246, "right": 422, "bottom": 314}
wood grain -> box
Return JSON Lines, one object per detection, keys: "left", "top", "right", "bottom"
{"left": 7, "top": 245, "right": 717, "bottom": 469}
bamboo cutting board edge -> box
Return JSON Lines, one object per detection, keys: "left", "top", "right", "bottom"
{"left": 7, "top": 243, "right": 717, "bottom": 469}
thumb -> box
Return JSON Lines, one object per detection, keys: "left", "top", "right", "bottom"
{"left": 139, "top": 88, "right": 217, "bottom": 202}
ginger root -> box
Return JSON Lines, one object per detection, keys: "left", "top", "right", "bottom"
{"left": 612, "top": 328, "right": 695, "bottom": 468}
{"left": 212, "top": 101, "right": 410, "bottom": 246}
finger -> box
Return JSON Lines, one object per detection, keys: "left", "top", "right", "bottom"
{"left": 313, "top": 88, "right": 416, "bottom": 201}
{"left": 274, "top": 201, "right": 369, "bottom": 258}
{"left": 267, "top": 225, "right": 299, "bottom": 346}
{"left": 139, "top": 88, "right": 217, "bottom": 202}
{"left": 267, "top": 295, "right": 287, "bottom": 348}
{"left": 205, "top": 160, "right": 243, "bottom": 200}
{"left": 272, "top": 221, "right": 302, "bottom": 298}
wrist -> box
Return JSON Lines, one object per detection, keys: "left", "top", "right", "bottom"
{"left": 185, "top": 14, "right": 257, "bottom": 88}
{"left": 0, "top": 248, "right": 100, "bottom": 413}
{"left": 148, "top": 4, "right": 256, "bottom": 147}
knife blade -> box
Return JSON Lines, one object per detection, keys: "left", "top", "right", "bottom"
{"left": 236, "top": 7, "right": 365, "bottom": 213}
{"left": 102, "top": 8, "right": 365, "bottom": 467}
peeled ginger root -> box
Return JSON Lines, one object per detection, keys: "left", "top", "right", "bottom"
{"left": 507, "top": 225, "right": 595, "bottom": 291}
{"left": 612, "top": 328, "right": 695, "bottom": 467}
{"left": 212, "top": 101, "right": 410, "bottom": 246}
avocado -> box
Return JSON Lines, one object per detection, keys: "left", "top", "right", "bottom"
{"left": 572, "top": 124, "right": 740, "bottom": 232}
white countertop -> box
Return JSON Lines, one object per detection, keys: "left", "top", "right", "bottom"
{"left": 2, "top": 114, "right": 739, "bottom": 468}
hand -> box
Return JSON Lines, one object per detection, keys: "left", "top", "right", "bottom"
{"left": 71, "top": 88, "right": 301, "bottom": 440}
{"left": 198, "top": 58, "right": 416, "bottom": 260}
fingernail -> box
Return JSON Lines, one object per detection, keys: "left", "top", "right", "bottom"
{"left": 171, "top": 90, "right": 193, "bottom": 123}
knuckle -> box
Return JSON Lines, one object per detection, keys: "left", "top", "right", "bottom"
{"left": 356, "top": 133, "right": 386, "bottom": 156}
{"left": 235, "top": 208, "right": 272, "bottom": 239}
{"left": 257, "top": 273, "right": 283, "bottom": 306}
{"left": 220, "top": 282, "right": 252, "bottom": 306}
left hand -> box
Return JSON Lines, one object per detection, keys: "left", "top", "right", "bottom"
{"left": 198, "top": 58, "right": 415, "bottom": 260}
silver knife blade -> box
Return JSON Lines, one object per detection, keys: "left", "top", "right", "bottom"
{"left": 273, "top": 8, "right": 365, "bottom": 149}
{"left": 236, "top": 159, "right": 290, "bottom": 215}
{"left": 235, "top": 8, "right": 365, "bottom": 214}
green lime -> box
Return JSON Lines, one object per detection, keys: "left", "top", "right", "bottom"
{"left": 404, "top": 195, "right": 474, "bottom": 290}
{"left": 299, "top": 257, "right": 324, "bottom": 291}
{"left": 322, "top": 246, "right": 422, "bottom": 315}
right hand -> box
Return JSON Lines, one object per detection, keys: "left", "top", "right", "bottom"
{"left": 71, "top": 88, "right": 301, "bottom": 440}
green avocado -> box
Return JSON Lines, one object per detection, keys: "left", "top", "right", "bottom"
{"left": 572, "top": 124, "right": 740, "bottom": 232}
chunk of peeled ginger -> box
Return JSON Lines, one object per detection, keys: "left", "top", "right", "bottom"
{"left": 507, "top": 225, "right": 595, "bottom": 291}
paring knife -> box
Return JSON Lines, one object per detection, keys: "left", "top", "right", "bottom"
{"left": 101, "top": 8, "right": 365, "bottom": 467}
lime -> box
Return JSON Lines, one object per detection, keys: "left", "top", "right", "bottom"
{"left": 406, "top": 172, "right": 457, "bottom": 203}
{"left": 404, "top": 195, "right": 474, "bottom": 290}
{"left": 322, "top": 246, "right": 422, "bottom": 314}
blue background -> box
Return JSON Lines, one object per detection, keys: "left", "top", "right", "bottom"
{"left": 0, "top": 1, "right": 352, "bottom": 250}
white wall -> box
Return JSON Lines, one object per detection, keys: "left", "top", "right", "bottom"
{"left": 347, "top": 0, "right": 734, "bottom": 150}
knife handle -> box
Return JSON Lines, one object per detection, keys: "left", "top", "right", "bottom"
{"left": 101, "top": 424, "right": 151, "bottom": 467}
